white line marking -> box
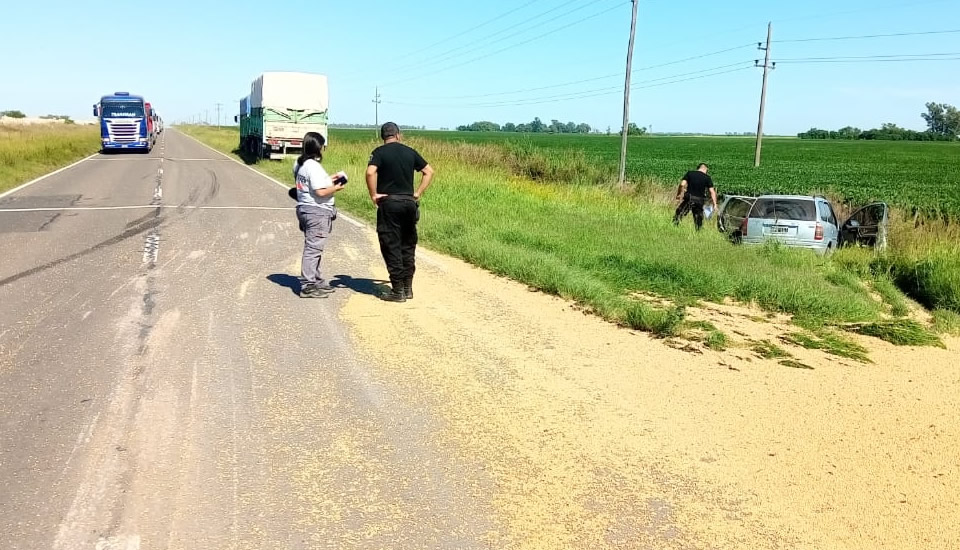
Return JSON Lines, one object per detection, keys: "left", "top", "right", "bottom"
{"left": 142, "top": 233, "right": 160, "bottom": 264}
{"left": 175, "top": 129, "right": 367, "bottom": 227}
{"left": 0, "top": 153, "right": 98, "bottom": 200}
{"left": 87, "top": 158, "right": 161, "bottom": 162}
{"left": 166, "top": 158, "right": 236, "bottom": 162}
{"left": 0, "top": 205, "right": 292, "bottom": 212}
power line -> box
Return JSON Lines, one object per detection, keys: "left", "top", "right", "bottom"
{"left": 779, "top": 57, "right": 960, "bottom": 64}
{"left": 381, "top": 0, "right": 626, "bottom": 88}
{"left": 778, "top": 51, "right": 960, "bottom": 61}
{"left": 466, "top": 62, "right": 753, "bottom": 106}
{"left": 772, "top": 0, "right": 953, "bottom": 25}
{"left": 776, "top": 28, "right": 960, "bottom": 43}
{"left": 389, "top": 42, "right": 755, "bottom": 102}
{"left": 366, "top": 0, "right": 585, "bottom": 82}
{"left": 340, "top": 0, "right": 546, "bottom": 78}
{"left": 389, "top": 0, "right": 545, "bottom": 62}
{"left": 383, "top": 64, "right": 753, "bottom": 109}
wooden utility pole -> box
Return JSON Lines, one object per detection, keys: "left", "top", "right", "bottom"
{"left": 754, "top": 22, "right": 774, "bottom": 167}
{"left": 618, "top": 0, "right": 639, "bottom": 187}
{"left": 372, "top": 87, "right": 382, "bottom": 129}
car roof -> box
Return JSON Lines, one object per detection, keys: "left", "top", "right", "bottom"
{"left": 754, "top": 194, "right": 825, "bottom": 201}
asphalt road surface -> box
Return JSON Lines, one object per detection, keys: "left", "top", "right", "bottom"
{"left": 0, "top": 131, "right": 489, "bottom": 549}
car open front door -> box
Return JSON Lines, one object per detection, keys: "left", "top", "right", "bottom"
{"left": 840, "top": 203, "right": 889, "bottom": 250}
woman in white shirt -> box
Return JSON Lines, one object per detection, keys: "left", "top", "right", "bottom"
{"left": 294, "top": 132, "right": 345, "bottom": 298}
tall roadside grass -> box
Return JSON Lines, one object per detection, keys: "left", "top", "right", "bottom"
{"left": 179, "top": 125, "right": 891, "bottom": 336}
{"left": 0, "top": 124, "right": 101, "bottom": 194}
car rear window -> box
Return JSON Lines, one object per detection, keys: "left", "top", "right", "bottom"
{"left": 750, "top": 199, "right": 817, "bottom": 221}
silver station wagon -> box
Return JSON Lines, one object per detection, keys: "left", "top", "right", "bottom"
{"left": 718, "top": 195, "right": 888, "bottom": 253}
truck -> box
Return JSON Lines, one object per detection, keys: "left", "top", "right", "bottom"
{"left": 92, "top": 92, "right": 153, "bottom": 153}
{"left": 237, "top": 72, "right": 329, "bottom": 160}
{"left": 144, "top": 102, "right": 157, "bottom": 142}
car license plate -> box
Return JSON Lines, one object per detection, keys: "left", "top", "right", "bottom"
{"left": 771, "top": 226, "right": 790, "bottom": 234}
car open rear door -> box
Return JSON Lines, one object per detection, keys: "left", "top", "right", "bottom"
{"left": 840, "top": 202, "right": 889, "bottom": 250}
{"left": 717, "top": 195, "right": 756, "bottom": 242}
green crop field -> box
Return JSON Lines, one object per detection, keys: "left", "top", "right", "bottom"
{"left": 363, "top": 131, "right": 960, "bottom": 217}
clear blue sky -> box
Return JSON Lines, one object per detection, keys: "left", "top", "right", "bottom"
{"left": 1, "top": 0, "right": 958, "bottom": 134}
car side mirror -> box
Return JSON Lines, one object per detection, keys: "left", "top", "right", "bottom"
{"left": 846, "top": 219, "right": 860, "bottom": 229}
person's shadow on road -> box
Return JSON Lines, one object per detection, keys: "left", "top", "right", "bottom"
{"left": 330, "top": 275, "right": 389, "bottom": 297}
{"left": 265, "top": 274, "right": 389, "bottom": 297}
{"left": 266, "top": 274, "right": 302, "bottom": 296}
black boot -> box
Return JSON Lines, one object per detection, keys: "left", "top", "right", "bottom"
{"left": 403, "top": 279, "right": 413, "bottom": 300}
{"left": 381, "top": 283, "right": 407, "bottom": 303}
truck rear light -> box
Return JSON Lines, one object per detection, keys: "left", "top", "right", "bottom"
{"left": 268, "top": 139, "right": 279, "bottom": 145}
{"left": 814, "top": 224, "right": 824, "bottom": 241}
{"left": 740, "top": 217, "right": 748, "bottom": 237}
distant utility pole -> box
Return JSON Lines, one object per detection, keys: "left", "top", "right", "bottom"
{"left": 215, "top": 103, "right": 223, "bottom": 128}
{"left": 618, "top": 0, "right": 639, "bottom": 187}
{"left": 754, "top": 22, "right": 775, "bottom": 167}
{"left": 372, "top": 87, "right": 382, "bottom": 129}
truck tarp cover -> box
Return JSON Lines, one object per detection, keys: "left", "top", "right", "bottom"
{"left": 250, "top": 72, "right": 329, "bottom": 111}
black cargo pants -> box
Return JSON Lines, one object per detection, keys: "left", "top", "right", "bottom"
{"left": 673, "top": 194, "right": 706, "bottom": 230}
{"left": 376, "top": 196, "right": 419, "bottom": 287}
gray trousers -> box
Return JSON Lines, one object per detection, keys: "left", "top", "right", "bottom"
{"left": 296, "top": 205, "right": 334, "bottom": 285}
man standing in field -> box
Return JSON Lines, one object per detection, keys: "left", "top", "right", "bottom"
{"left": 366, "top": 122, "right": 435, "bottom": 302}
{"left": 673, "top": 163, "right": 718, "bottom": 231}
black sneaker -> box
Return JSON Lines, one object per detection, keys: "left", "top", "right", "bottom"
{"left": 403, "top": 281, "right": 413, "bottom": 300}
{"left": 381, "top": 289, "right": 407, "bottom": 303}
{"left": 300, "top": 284, "right": 327, "bottom": 298}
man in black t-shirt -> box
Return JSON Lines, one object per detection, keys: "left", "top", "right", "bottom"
{"left": 366, "top": 122, "right": 435, "bottom": 302}
{"left": 673, "top": 163, "right": 717, "bottom": 231}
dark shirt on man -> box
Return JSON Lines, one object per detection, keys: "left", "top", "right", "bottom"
{"left": 368, "top": 142, "right": 428, "bottom": 195}
{"left": 683, "top": 170, "right": 714, "bottom": 198}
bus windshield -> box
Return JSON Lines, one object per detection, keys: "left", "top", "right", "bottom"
{"left": 101, "top": 101, "right": 144, "bottom": 118}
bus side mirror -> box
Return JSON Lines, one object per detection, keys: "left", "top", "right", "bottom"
{"left": 92, "top": 105, "right": 99, "bottom": 117}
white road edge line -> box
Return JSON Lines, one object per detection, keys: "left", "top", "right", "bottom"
{"left": 174, "top": 129, "right": 447, "bottom": 268}
{"left": 0, "top": 205, "right": 293, "bottom": 212}
{"left": 0, "top": 153, "right": 99, "bottom": 200}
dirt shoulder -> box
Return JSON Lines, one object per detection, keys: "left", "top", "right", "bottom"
{"left": 339, "top": 232, "right": 959, "bottom": 549}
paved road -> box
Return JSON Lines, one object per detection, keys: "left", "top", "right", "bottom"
{"left": 0, "top": 131, "right": 490, "bottom": 549}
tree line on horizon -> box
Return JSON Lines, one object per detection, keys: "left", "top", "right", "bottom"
{"left": 798, "top": 102, "right": 959, "bottom": 142}
{"left": 457, "top": 117, "right": 654, "bottom": 136}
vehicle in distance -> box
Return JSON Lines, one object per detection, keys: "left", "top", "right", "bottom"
{"left": 718, "top": 194, "right": 888, "bottom": 253}
{"left": 144, "top": 101, "right": 156, "bottom": 144}
{"left": 92, "top": 92, "right": 153, "bottom": 153}
{"left": 236, "top": 72, "right": 329, "bottom": 160}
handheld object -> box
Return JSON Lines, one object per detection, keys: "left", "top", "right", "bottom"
{"left": 333, "top": 171, "right": 348, "bottom": 185}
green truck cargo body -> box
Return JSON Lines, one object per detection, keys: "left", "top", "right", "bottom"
{"left": 237, "top": 72, "right": 329, "bottom": 160}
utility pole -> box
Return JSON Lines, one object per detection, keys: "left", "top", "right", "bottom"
{"left": 618, "top": 0, "right": 639, "bottom": 187}
{"left": 754, "top": 22, "right": 774, "bottom": 167}
{"left": 215, "top": 103, "right": 223, "bottom": 128}
{"left": 372, "top": 87, "right": 382, "bottom": 129}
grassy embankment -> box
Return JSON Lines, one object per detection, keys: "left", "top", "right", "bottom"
{"left": 178, "top": 126, "right": 955, "bottom": 347}
{"left": 0, "top": 124, "right": 101, "bottom": 194}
